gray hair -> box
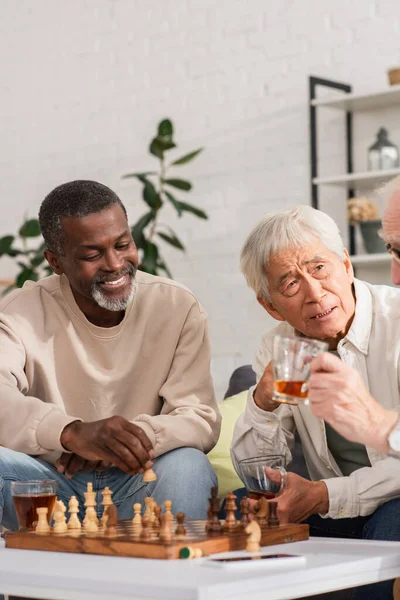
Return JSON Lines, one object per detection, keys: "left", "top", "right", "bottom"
{"left": 240, "top": 205, "right": 344, "bottom": 301}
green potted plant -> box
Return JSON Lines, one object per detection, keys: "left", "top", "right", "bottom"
{"left": 122, "top": 118, "right": 207, "bottom": 277}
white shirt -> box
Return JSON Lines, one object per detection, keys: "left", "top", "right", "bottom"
{"left": 231, "top": 279, "right": 400, "bottom": 519}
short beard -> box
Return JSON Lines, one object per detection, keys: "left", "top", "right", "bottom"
{"left": 91, "top": 265, "right": 137, "bottom": 312}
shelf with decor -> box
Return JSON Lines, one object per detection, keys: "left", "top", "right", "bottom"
{"left": 309, "top": 76, "right": 399, "bottom": 267}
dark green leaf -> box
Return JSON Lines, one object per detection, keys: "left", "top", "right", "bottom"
{"left": 157, "top": 260, "right": 173, "bottom": 279}
{"left": 174, "top": 200, "right": 208, "bottom": 219}
{"left": 121, "top": 171, "right": 157, "bottom": 180}
{"left": 164, "top": 191, "right": 182, "bottom": 216}
{"left": 143, "top": 181, "right": 162, "bottom": 210}
{"left": 140, "top": 241, "right": 159, "bottom": 275}
{"left": 8, "top": 248, "right": 23, "bottom": 257}
{"left": 171, "top": 148, "right": 203, "bottom": 166}
{"left": 131, "top": 211, "right": 154, "bottom": 249}
{"left": 158, "top": 119, "right": 174, "bottom": 137}
{"left": 149, "top": 137, "right": 176, "bottom": 158}
{"left": 16, "top": 267, "right": 37, "bottom": 288}
{"left": 157, "top": 231, "right": 185, "bottom": 251}
{"left": 44, "top": 265, "right": 53, "bottom": 275}
{"left": 164, "top": 178, "right": 192, "bottom": 191}
{"left": 30, "top": 254, "right": 45, "bottom": 268}
{"left": 19, "top": 219, "right": 41, "bottom": 238}
{"left": 0, "top": 235, "right": 15, "bottom": 255}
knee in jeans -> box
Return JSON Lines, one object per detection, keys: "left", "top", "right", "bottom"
{"left": 157, "top": 448, "right": 216, "bottom": 483}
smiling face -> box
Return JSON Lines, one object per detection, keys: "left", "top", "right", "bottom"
{"left": 45, "top": 204, "right": 138, "bottom": 325}
{"left": 258, "top": 239, "right": 355, "bottom": 349}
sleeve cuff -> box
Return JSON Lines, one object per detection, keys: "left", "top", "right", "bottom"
{"left": 131, "top": 418, "right": 157, "bottom": 451}
{"left": 322, "top": 477, "right": 359, "bottom": 519}
{"left": 246, "top": 385, "right": 280, "bottom": 425}
{"left": 36, "top": 412, "right": 83, "bottom": 453}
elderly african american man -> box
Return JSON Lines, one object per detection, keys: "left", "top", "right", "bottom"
{"left": 231, "top": 205, "right": 400, "bottom": 600}
{"left": 0, "top": 180, "right": 220, "bottom": 530}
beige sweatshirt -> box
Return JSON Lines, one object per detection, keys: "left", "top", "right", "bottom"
{"left": 0, "top": 272, "right": 221, "bottom": 464}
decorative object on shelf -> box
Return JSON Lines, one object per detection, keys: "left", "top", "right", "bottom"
{"left": 347, "top": 197, "right": 386, "bottom": 254}
{"left": 0, "top": 219, "right": 51, "bottom": 294}
{"left": 368, "top": 128, "right": 399, "bottom": 171}
{"left": 388, "top": 67, "right": 400, "bottom": 86}
{"left": 122, "top": 118, "right": 207, "bottom": 278}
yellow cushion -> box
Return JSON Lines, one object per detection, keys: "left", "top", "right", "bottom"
{"left": 208, "top": 390, "right": 247, "bottom": 498}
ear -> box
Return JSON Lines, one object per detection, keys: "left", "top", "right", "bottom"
{"left": 44, "top": 250, "right": 64, "bottom": 276}
{"left": 342, "top": 248, "right": 354, "bottom": 283}
{"left": 257, "top": 295, "right": 286, "bottom": 322}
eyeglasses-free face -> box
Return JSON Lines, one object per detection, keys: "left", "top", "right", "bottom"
{"left": 386, "top": 243, "right": 400, "bottom": 263}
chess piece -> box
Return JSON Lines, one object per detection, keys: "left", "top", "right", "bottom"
{"left": 245, "top": 520, "right": 261, "bottom": 553}
{"left": 83, "top": 482, "right": 99, "bottom": 529}
{"left": 35, "top": 507, "right": 50, "bottom": 533}
{"left": 105, "top": 504, "right": 118, "bottom": 536}
{"left": 179, "top": 546, "right": 203, "bottom": 559}
{"left": 144, "top": 497, "right": 154, "bottom": 522}
{"left": 240, "top": 497, "right": 250, "bottom": 528}
{"left": 140, "top": 515, "right": 152, "bottom": 540}
{"left": 53, "top": 500, "right": 68, "bottom": 533}
{"left": 175, "top": 512, "right": 187, "bottom": 537}
{"left": 254, "top": 496, "right": 268, "bottom": 526}
{"left": 100, "top": 486, "right": 113, "bottom": 527}
{"left": 153, "top": 505, "right": 162, "bottom": 530}
{"left": 159, "top": 514, "right": 173, "bottom": 542}
{"left": 67, "top": 496, "right": 81, "bottom": 530}
{"left": 163, "top": 500, "right": 173, "bottom": 522}
{"left": 267, "top": 501, "right": 280, "bottom": 528}
{"left": 143, "top": 468, "right": 157, "bottom": 482}
{"left": 132, "top": 503, "right": 142, "bottom": 525}
{"left": 223, "top": 491, "right": 237, "bottom": 530}
{"left": 206, "top": 486, "right": 222, "bottom": 533}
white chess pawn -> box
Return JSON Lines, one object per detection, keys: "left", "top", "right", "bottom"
{"left": 163, "top": 500, "right": 173, "bottom": 522}
{"left": 67, "top": 496, "right": 81, "bottom": 530}
{"left": 35, "top": 507, "right": 50, "bottom": 533}
{"left": 132, "top": 503, "right": 142, "bottom": 525}
{"left": 53, "top": 500, "right": 68, "bottom": 533}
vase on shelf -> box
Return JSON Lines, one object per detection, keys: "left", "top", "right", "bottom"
{"left": 359, "top": 220, "right": 386, "bottom": 254}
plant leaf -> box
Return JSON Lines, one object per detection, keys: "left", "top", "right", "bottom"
{"left": 16, "top": 267, "right": 37, "bottom": 288}
{"left": 164, "top": 178, "right": 192, "bottom": 191}
{"left": 157, "top": 260, "right": 173, "bottom": 279}
{"left": 170, "top": 148, "right": 203, "bottom": 166}
{"left": 131, "top": 211, "right": 154, "bottom": 249}
{"left": 121, "top": 171, "right": 157, "bottom": 180}
{"left": 157, "top": 231, "right": 185, "bottom": 251}
{"left": 143, "top": 181, "right": 162, "bottom": 210}
{"left": 0, "top": 235, "right": 15, "bottom": 255}
{"left": 31, "top": 254, "right": 45, "bottom": 268}
{"left": 149, "top": 138, "right": 176, "bottom": 159}
{"left": 19, "top": 219, "right": 41, "bottom": 238}
{"left": 175, "top": 200, "right": 208, "bottom": 219}
{"left": 140, "top": 241, "right": 159, "bottom": 275}
{"left": 164, "top": 191, "right": 182, "bottom": 216}
{"left": 158, "top": 119, "right": 174, "bottom": 137}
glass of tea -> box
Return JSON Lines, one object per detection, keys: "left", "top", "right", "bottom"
{"left": 11, "top": 480, "right": 57, "bottom": 530}
{"left": 272, "top": 335, "right": 328, "bottom": 406}
{"left": 239, "top": 455, "right": 287, "bottom": 499}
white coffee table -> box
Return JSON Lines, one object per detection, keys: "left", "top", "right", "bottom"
{"left": 1, "top": 536, "right": 400, "bottom": 600}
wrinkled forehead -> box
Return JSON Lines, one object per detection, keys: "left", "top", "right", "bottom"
{"left": 382, "top": 192, "right": 400, "bottom": 245}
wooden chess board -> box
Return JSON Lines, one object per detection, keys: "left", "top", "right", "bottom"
{"left": 4, "top": 519, "right": 309, "bottom": 560}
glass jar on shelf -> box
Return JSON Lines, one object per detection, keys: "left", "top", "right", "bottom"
{"left": 368, "top": 127, "right": 399, "bottom": 171}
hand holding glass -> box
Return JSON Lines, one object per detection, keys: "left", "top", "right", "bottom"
{"left": 239, "top": 455, "right": 287, "bottom": 499}
{"left": 272, "top": 335, "right": 328, "bottom": 406}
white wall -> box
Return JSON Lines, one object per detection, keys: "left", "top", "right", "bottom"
{"left": 1, "top": 0, "right": 400, "bottom": 397}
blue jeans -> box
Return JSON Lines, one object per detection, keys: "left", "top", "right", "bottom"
{"left": 0, "top": 446, "right": 217, "bottom": 530}
{"left": 230, "top": 488, "right": 400, "bottom": 600}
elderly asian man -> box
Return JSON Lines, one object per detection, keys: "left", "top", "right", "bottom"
{"left": 231, "top": 204, "right": 400, "bottom": 600}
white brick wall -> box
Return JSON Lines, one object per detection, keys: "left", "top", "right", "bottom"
{"left": 0, "top": 0, "right": 399, "bottom": 397}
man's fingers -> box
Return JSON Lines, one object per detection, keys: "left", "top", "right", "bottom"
{"left": 123, "top": 422, "right": 154, "bottom": 457}
{"left": 56, "top": 452, "right": 74, "bottom": 474}
{"left": 64, "top": 455, "right": 87, "bottom": 478}
{"left": 310, "top": 352, "right": 343, "bottom": 374}
{"left": 81, "top": 460, "right": 101, "bottom": 473}
{"left": 103, "top": 440, "right": 143, "bottom": 474}
{"left": 117, "top": 428, "right": 154, "bottom": 469}
{"left": 95, "top": 460, "right": 113, "bottom": 472}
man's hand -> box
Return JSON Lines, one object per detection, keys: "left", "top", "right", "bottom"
{"left": 265, "top": 470, "right": 329, "bottom": 523}
{"left": 309, "top": 353, "right": 398, "bottom": 453}
{"left": 55, "top": 453, "right": 112, "bottom": 478}
{"left": 253, "top": 362, "right": 281, "bottom": 412}
{"left": 60, "top": 416, "right": 154, "bottom": 475}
